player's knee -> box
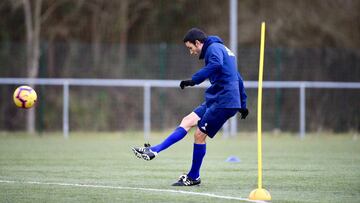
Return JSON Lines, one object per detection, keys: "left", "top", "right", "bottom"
{"left": 194, "top": 129, "right": 207, "bottom": 144}
{"left": 180, "top": 114, "right": 198, "bottom": 130}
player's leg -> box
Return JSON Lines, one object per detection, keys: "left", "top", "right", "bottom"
{"left": 132, "top": 104, "right": 206, "bottom": 161}
{"left": 149, "top": 112, "right": 200, "bottom": 153}
{"left": 131, "top": 113, "right": 198, "bottom": 160}
{"left": 172, "top": 128, "right": 206, "bottom": 186}
{"left": 172, "top": 107, "right": 238, "bottom": 186}
{"left": 187, "top": 128, "right": 207, "bottom": 178}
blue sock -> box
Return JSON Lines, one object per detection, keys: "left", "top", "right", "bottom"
{"left": 150, "top": 127, "right": 187, "bottom": 153}
{"left": 187, "top": 143, "right": 206, "bottom": 180}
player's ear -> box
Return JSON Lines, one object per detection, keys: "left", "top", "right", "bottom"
{"left": 195, "top": 40, "right": 201, "bottom": 46}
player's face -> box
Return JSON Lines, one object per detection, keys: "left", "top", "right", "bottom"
{"left": 185, "top": 40, "right": 203, "bottom": 56}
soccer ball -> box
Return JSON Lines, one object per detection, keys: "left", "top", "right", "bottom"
{"left": 13, "top": 85, "right": 37, "bottom": 109}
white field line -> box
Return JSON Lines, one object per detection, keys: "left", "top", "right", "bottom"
{"left": 0, "top": 179, "right": 267, "bottom": 203}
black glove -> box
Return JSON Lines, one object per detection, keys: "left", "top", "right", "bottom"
{"left": 180, "top": 80, "right": 195, "bottom": 89}
{"left": 239, "top": 108, "right": 249, "bottom": 119}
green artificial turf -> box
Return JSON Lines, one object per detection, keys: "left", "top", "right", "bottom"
{"left": 0, "top": 132, "right": 359, "bottom": 202}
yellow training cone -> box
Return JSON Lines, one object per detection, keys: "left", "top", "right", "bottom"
{"left": 249, "top": 188, "right": 271, "bottom": 201}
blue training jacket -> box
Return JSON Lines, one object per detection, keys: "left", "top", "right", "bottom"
{"left": 191, "top": 36, "right": 247, "bottom": 109}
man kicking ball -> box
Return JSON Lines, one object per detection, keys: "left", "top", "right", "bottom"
{"left": 132, "top": 28, "right": 248, "bottom": 186}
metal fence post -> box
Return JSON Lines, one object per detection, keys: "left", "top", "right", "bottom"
{"left": 229, "top": 0, "right": 238, "bottom": 137}
{"left": 63, "top": 82, "right": 69, "bottom": 139}
{"left": 144, "top": 84, "right": 151, "bottom": 142}
{"left": 300, "top": 84, "right": 306, "bottom": 139}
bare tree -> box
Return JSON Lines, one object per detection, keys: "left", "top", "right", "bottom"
{"left": 22, "top": 0, "right": 42, "bottom": 133}
{"left": 11, "top": 0, "right": 66, "bottom": 133}
{"left": 118, "top": 0, "right": 129, "bottom": 75}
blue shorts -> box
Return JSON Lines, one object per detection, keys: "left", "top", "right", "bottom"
{"left": 193, "top": 104, "right": 238, "bottom": 138}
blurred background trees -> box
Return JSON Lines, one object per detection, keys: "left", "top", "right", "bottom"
{"left": 2, "top": 0, "right": 359, "bottom": 47}
{"left": 0, "top": 0, "right": 359, "bottom": 133}
{"left": 1, "top": 0, "right": 359, "bottom": 79}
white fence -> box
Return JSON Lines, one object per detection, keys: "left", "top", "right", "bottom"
{"left": 1, "top": 78, "right": 360, "bottom": 139}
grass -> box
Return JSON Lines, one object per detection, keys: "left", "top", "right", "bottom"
{"left": 0, "top": 131, "right": 359, "bottom": 203}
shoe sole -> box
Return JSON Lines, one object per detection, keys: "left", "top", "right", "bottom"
{"left": 131, "top": 148, "right": 151, "bottom": 161}
{"left": 141, "top": 154, "right": 151, "bottom": 161}
{"left": 131, "top": 148, "right": 143, "bottom": 159}
{"left": 172, "top": 182, "right": 201, "bottom": 186}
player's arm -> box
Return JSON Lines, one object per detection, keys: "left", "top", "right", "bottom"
{"left": 238, "top": 72, "right": 247, "bottom": 108}
{"left": 191, "top": 48, "right": 223, "bottom": 84}
{"left": 238, "top": 72, "right": 249, "bottom": 119}
{"left": 180, "top": 47, "right": 223, "bottom": 89}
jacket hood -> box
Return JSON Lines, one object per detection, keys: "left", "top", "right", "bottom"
{"left": 199, "top": 36, "right": 224, "bottom": 60}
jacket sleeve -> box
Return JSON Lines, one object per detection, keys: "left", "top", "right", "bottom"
{"left": 238, "top": 72, "right": 247, "bottom": 109}
{"left": 191, "top": 47, "right": 223, "bottom": 84}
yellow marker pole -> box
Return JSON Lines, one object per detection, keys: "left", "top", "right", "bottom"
{"left": 249, "top": 22, "right": 271, "bottom": 201}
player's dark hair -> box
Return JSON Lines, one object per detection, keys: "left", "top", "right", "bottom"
{"left": 183, "top": 28, "right": 207, "bottom": 44}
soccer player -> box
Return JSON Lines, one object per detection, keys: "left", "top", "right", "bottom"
{"left": 132, "top": 28, "right": 248, "bottom": 186}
